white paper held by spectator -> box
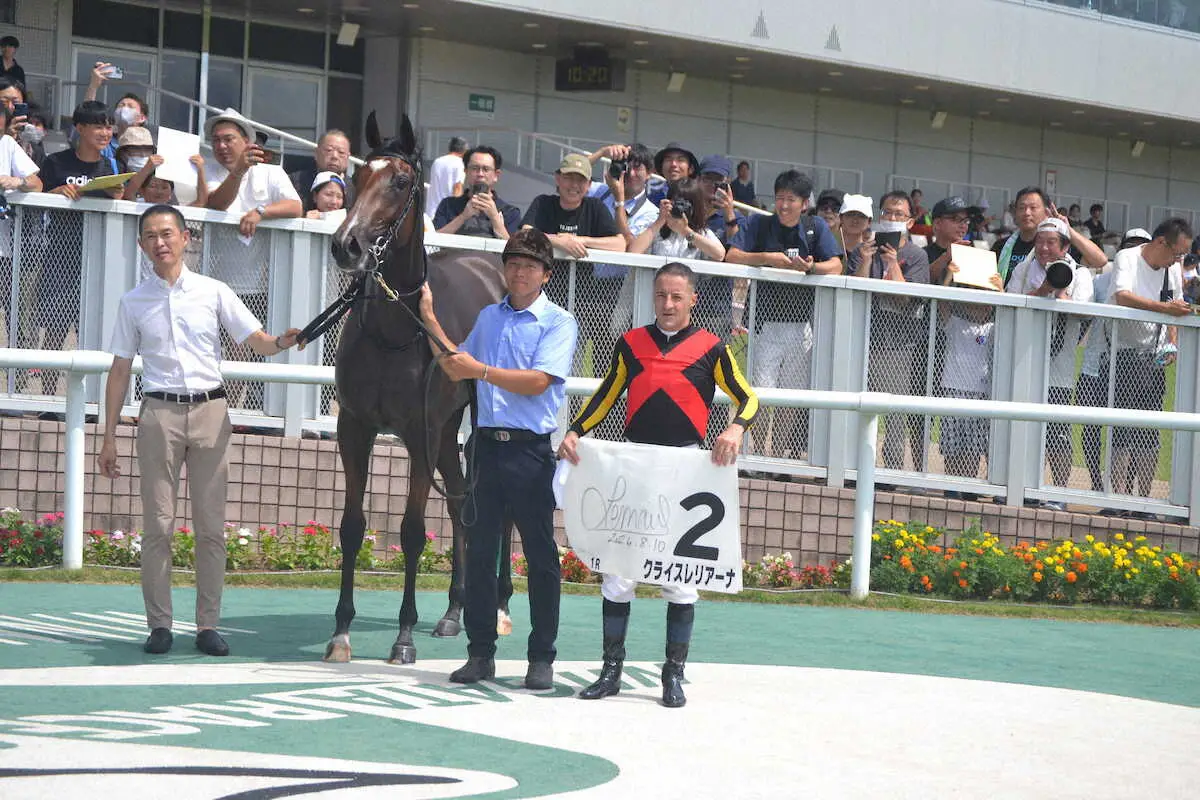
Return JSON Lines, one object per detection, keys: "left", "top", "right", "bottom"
{"left": 950, "top": 243, "right": 1000, "bottom": 291}
{"left": 154, "top": 126, "right": 201, "bottom": 186}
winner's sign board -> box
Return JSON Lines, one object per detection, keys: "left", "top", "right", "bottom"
{"left": 557, "top": 439, "right": 743, "bottom": 593}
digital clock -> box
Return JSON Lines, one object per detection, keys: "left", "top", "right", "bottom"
{"left": 555, "top": 57, "right": 626, "bottom": 92}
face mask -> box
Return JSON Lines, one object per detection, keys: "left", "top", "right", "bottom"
{"left": 125, "top": 155, "right": 149, "bottom": 172}
{"left": 115, "top": 106, "right": 139, "bottom": 126}
{"left": 874, "top": 219, "right": 908, "bottom": 234}
{"left": 18, "top": 125, "right": 42, "bottom": 145}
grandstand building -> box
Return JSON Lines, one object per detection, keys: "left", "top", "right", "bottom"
{"left": 7, "top": 0, "right": 1200, "bottom": 227}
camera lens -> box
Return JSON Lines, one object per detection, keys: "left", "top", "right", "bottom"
{"left": 608, "top": 160, "right": 627, "bottom": 180}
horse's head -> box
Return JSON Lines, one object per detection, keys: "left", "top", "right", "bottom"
{"left": 332, "top": 111, "right": 423, "bottom": 276}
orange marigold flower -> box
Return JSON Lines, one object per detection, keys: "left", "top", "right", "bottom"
{"left": 1033, "top": 571, "right": 1043, "bottom": 582}
{"left": 974, "top": 548, "right": 984, "bottom": 555}
{"left": 959, "top": 560, "right": 968, "bottom": 569}
{"left": 958, "top": 578, "right": 968, "bottom": 588}
{"left": 952, "top": 570, "right": 960, "bottom": 578}
{"left": 1066, "top": 571, "right": 1078, "bottom": 584}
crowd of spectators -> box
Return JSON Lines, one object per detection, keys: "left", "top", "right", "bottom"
{"left": 0, "top": 57, "right": 1194, "bottom": 515}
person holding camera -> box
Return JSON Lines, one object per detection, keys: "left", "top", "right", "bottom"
{"left": 434, "top": 145, "right": 520, "bottom": 239}
{"left": 1005, "top": 218, "right": 1094, "bottom": 507}
{"left": 847, "top": 191, "right": 932, "bottom": 474}
{"left": 1107, "top": 218, "right": 1193, "bottom": 502}
{"left": 994, "top": 187, "right": 1107, "bottom": 285}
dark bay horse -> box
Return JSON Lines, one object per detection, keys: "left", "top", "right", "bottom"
{"left": 323, "top": 113, "right": 511, "bottom": 664}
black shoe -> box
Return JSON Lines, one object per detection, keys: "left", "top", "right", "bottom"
{"left": 449, "top": 656, "right": 495, "bottom": 684}
{"left": 524, "top": 661, "right": 554, "bottom": 690}
{"left": 143, "top": 627, "right": 173, "bottom": 654}
{"left": 194, "top": 629, "right": 230, "bottom": 656}
{"left": 579, "top": 635, "right": 625, "bottom": 700}
{"left": 661, "top": 642, "right": 689, "bottom": 708}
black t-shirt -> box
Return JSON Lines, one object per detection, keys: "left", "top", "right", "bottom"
{"left": 924, "top": 242, "right": 948, "bottom": 265}
{"left": 39, "top": 148, "right": 115, "bottom": 197}
{"left": 1084, "top": 218, "right": 1105, "bottom": 240}
{"left": 520, "top": 194, "right": 618, "bottom": 238}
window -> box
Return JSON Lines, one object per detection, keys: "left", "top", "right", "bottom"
{"left": 328, "top": 35, "right": 364, "bottom": 75}
{"left": 209, "top": 16, "right": 244, "bottom": 59}
{"left": 160, "top": 52, "right": 198, "bottom": 132}
{"left": 72, "top": 0, "right": 157, "bottom": 47}
{"left": 249, "top": 23, "right": 324, "bottom": 69}
{"left": 162, "top": 10, "right": 202, "bottom": 52}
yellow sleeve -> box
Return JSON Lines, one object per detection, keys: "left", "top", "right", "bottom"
{"left": 569, "top": 342, "right": 631, "bottom": 436}
{"left": 714, "top": 344, "right": 759, "bottom": 429}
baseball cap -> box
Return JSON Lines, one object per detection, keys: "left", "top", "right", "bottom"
{"left": 204, "top": 108, "right": 255, "bottom": 141}
{"left": 931, "top": 196, "right": 976, "bottom": 218}
{"left": 1036, "top": 218, "right": 1071, "bottom": 239}
{"left": 653, "top": 142, "right": 699, "bottom": 177}
{"left": 839, "top": 194, "right": 873, "bottom": 218}
{"left": 817, "top": 188, "right": 845, "bottom": 210}
{"left": 556, "top": 153, "right": 591, "bottom": 179}
{"left": 698, "top": 154, "right": 732, "bottom": 179}
{"left": 116, "top": 126, "right": 154, "bottom": 151}
{"left": 1121, "top": 228, "right": 1153, "bottom": 248}
{"left": 311, "top": 171, "right": 346, "bottom": 193}
{"left": 502, "top": 228, "right": 554, "bottom": 270}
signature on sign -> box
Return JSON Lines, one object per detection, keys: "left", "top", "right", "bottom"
{"left": 580, "top": 476, "right": 671, "bottom": 537}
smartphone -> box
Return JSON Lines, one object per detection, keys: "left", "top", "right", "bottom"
{"left": 716, "top": 182, "right": 730, "bottom": 195}
{"left": 11, "top": 102, "right": 27, "bottom": 118}
{"left": 470, "top": 181, "right": 490, "bottom": 195}
{"left": 259, "top": 148, "right": 279, "bottom": 165}
{"left": 105, "top": 65, "right": 124, "bottom": 80}
{"left": 875, "top": 230, "right": 903, "bottom": 250}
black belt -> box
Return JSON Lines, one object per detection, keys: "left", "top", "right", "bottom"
{"left": 145, "top": 387, "right": 227, "bottom": 404}
{"left": 478, "top": 427, "right": 549, "bottom": 442}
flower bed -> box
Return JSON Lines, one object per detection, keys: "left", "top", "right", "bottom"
{"left": 4, "top": 508, "right": 1198, "bottom": 608}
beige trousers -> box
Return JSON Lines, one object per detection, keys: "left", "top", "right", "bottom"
{"left": 136, "top": 396, "right": 232, "bottom": 630}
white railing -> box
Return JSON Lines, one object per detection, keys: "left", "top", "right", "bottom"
{"left": 5, "top": 193, "right": 1200, "bottom": 521}
{"left": 6, "top": 346, "right": 1200, "bottom": 600}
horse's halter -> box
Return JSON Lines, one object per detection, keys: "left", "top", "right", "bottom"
{"left": 362, "top": 150, "right": 425, "bottom": 301}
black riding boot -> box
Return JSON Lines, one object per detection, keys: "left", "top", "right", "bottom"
{"left": 579, "top": 599, "right": 629, "bottom": 700}
{"left": 662, "top": 602, "right": 694, "bottom": 708}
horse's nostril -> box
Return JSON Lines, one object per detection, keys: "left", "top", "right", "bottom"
{"left": 345, "top": 237, "right": 362, "bottom": 259}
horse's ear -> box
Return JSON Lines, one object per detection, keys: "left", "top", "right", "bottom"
{"left": 365, "top": 111, "right": 381, "bottom": 150}
{"left": 399, "top": 114, "right": 417, "bottom": 156}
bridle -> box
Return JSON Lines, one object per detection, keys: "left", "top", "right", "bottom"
{"left": 361, "top": 149, "right": 426, "bottom": 302}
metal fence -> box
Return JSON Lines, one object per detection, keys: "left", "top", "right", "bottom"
{"left": 4, "top": 192, "right": 1200, "bottom": 524}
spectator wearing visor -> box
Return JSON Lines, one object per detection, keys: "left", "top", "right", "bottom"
{"left": 305, "top": 171, "right": 347, "bottom": 223}
{"left": 994, "top": 187, "right": 1107, "bottom": 285}
{"left": 837, "top": 193, "right": 873, "bottom": 263}
{"left": 1006, "top": 218, "right": 1095, "bottom": 509}
{"left": 435, "top": 145, "right": 521, "bottom": 239}
{"left": 1078, "top": 228, "right": 1153, "bottom": 501}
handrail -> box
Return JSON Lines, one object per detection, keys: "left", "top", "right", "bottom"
{"left": 7, "top": 346, "right": 1200, "bottom": 599}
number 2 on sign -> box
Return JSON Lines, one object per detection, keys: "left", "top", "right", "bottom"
{"left": 674, "top": 492, "right": 724, "bottom": 561}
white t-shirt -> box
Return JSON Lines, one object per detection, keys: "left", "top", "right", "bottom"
{"left": 941, "top": 314, "right": 993, "bottom": 394}
{"left": 0, "top": 135, "right": 39, "bottom": 258}
{"left": 1080, "top": 270, "right": 1114, "bottom": 378}
{"left": 426, "top": 153, "right": 464, "bottom": 218}
{"left": 205, "top": 162, "right": 301, "bottom": 294}
{"left": 649, "top": 227, "right": 720, "bottom": 261}
{"left": 109, "top": 266, "right": 262, "bottom": 393}
{"left": 1006, "top": 254, "right": 1095, "bottom": 387}
{"left": 1108, "top": 244, "right": 1182, "bottom": 351}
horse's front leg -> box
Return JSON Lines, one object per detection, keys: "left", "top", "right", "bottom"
{"left": 390, "top": 434, "right": 434, "bottom": 664}
{"left": 324, "top": 413, "right": 376, "bottom": 663}
{"left": 434, "top": 410, "right": 467, "bottom": 638}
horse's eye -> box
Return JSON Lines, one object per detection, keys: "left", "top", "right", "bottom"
{"left": 391, "top": 172, "right": 410, "bottom": 190}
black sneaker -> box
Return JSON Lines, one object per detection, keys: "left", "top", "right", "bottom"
{"left": 524, "top": 661, "right": 554, "bottom": 690}
{"left": 194, "top": 629, "right": 230, "bottom": 656}
{"left": 143, "top": 627, "right": 173, "bottom": 654}
{"left": 449, "top": 656, "right": 495, "bottom": 684}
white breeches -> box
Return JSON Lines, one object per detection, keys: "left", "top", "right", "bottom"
{"left": 601, "top": 573, "right": 699, "bottom": 605}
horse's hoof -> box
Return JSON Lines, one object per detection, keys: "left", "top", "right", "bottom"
{"left": 497, "top": 610, "right": 513, "bottom": 637}
{"left": 432, "top": 617, "right": 461, "bottom": 638}
{"left": 387, "top": 643, "right": 417, "bottom": 665}
{"left": 323, "top": 638, "right": 352, "bottom": 663}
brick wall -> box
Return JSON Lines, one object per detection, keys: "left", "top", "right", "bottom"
{"left": 2, "top": 418, "right": 1198, "bottom": 563}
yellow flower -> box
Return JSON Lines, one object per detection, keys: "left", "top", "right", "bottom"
{"left": 894, "top": 539, "right": 904, "bottom": 549}
{"left": 1153, "top": 560, "right": 1162, "bottom": 568}
{"left": 872, "top": 533, "right": 880, "bottom": 542}
{"left": 1135, "top": 535, "right": 1146, "bottom": 543}
{"left": 1131, "top": 567, "right": 1140, "bottom": 575}
{"left": 1055, "top": 565, "right": 1065, "bottom": 575}
{"left": 1114, "top": 533, "right": 1125, "bottom": 541}
{"left": 1125, "top": 572, "right": 1132, "bottom": 579}
{"left": 925, "top": 526, "right": 933, "bottom": 533}
{"left": 1085, "top": 534, "right": 1095, "bottom": 543}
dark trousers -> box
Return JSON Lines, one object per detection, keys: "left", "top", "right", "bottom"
{"left": 465, "top": 435, "right": 560, "bottom": 663}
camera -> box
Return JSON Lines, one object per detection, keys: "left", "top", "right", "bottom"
{"left": 608, "top": 159, "right": 627, "bottom": 180}
{"left": 670, "top": 197, "right": 692, "bottom": 219}
{"left": 1045, "top": 260, "right": 1074, "bottom": 290}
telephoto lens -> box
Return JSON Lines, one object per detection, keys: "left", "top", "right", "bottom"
{"left": 1045, "top": 260, "right": 1074, "bottom": 290}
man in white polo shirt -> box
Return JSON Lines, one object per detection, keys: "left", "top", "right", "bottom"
{"left": 98, "top": 204, "right": 301, "bottom": 657}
